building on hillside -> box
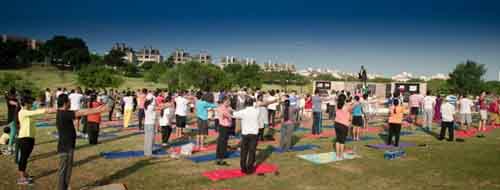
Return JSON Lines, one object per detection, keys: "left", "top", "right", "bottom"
{"left": 111, "top": 43, "right": 136, "bottom": 63}
{"left": 192, "top": 52, "right": 212, "bottom": 64}
{"left": 170, "top": 49, "right": 191, "bottom": 64}
{"left": 2, "top": 34, "right": 43, "bottom": 49}
{"left": 262, "top": 61, "right": 296, "bottom": 72}
{"left": 136, "top": 47, "right": 163, "bottom": 64}
{"left": 219, "top": 56, "right": 257, "bottom": 67}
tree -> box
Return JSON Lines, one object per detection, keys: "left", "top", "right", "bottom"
{"left": 314, "top": 74, "right": 340, "bottom": 81}
{"left": 448, "top": 60, "right": 486, "bottom": 95}
{"left": 122, "top": 63, "right": 141, "bottom": 77}
{"left": 0, "top": 73, "right": 40, "bottom": 96}
{"left": 41, "top": 36, "right": 90, "bottom": 69}
{"left": 144, "top": 63, "right": 168, "bottom": 83}
{"left": 481, "top": 81, "right": 500, "bottom": 95}
{"left": 427, "top": 79, "right": 452, "bottom": 95}
{"left": 77, "top": 64, "right": 124, "bottom": 89}
{"left": 0, "top": 41, "right": 39, "bottom": 68}
{"left": 103, "top": 49, "right": 126, "bottom": 68}
{"left": 140, "top": 61, "right": 156, "bottom": 71}
{"left": 236, "top": 64, "right": 263, "bottom": 89}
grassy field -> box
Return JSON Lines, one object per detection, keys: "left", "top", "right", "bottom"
{"left": 0, "top": 114, "right": 499, "bottom": 190}
{"left": 1, "top": 66, "right": 500, "bottom": 190}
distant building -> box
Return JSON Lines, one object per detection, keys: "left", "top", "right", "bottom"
{"left": 220, "top": 56, "right": 257, "bottom": 67}
{"left": 392, "top": 72, "right": 413, "bottom": 82}
{"left": 111, "top": 43, "right": 136, "bottom": 63}
{"left": 192, "top": 52, "right": 212, "bottom": 64}
{"left": 136, "top": 46, "right": 163, "bottom": 64}
{"left": 262, "top": 61, "right": 296, "bottom": 72}
{"left": 170, "top": 49, "right": 192, "bottom": 64}
{"left": 2, "top": 34, "right": 43, "bottom": 49}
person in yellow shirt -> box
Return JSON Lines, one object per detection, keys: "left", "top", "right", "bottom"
{"left": 387, "top": 99, "right": 404, "bottom": 147}
{"left": 16, "top": 93, "right": 56, "bottom": 185}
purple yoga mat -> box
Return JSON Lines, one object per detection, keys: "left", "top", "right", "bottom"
{"left": 366, "top": 142, "right": 416, "bottom": 150}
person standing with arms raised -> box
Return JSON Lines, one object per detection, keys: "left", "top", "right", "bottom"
{"left": 56, "top": 94, "right": 107, "bottom": 189}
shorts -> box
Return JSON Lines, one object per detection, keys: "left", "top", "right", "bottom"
{"left": 410, "top": 107, "right": 419, "bottom": 115}
{"left": 479, "top": 110, "right": 488, "bottom": 121}
{"left": 460, "top": 113, "right": 472, "bottom": 124}
{"left": 489, "top": 113, "right": 498, "bottom": 124}
{"left": 197, "top": 119, "right": 209, "bottom": 135}
{"left": 352, "top": 116, "right": 364, "bottom": 127}
{"left": 334, "top": 122, "right": 348, "bottom": 144}
{"left": 176, "top": 115, "right": 187, "bottom": 128}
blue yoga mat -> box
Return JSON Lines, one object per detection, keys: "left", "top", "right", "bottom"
{"left": 294, "top": 127, "right": 311, "bottom": 132}
{"left": 345, "top": 136, "right": 377, "bottom": 142}
{"left": 101, "top": 147, "right": 166, "bottom": 159}
{"left": 187, "top": 151, "right": 241, "bottom": 163}
{"left": 273, "top": 144, "right": 319, "bottom": 153}
{"left": 323, "top": 125, "right": 335, "bottom": 129}
{"left": 36, "top": 122, "right": 53, "bottom": 128}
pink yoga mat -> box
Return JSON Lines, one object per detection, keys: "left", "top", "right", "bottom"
{"left": 203, "top": 163, "right": 279, "bottom": 181}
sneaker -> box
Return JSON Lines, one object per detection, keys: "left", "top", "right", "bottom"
{"left": 17, "top": 178, "right": 33, "bottom": 185}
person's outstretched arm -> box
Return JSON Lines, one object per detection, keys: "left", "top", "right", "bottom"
{"left": 75, "top": 105, "right": 108, "bottom": 117}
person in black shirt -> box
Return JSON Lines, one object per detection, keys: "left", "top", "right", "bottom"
{"left": 56, "top": 94, "right": 107, "bottom": 190}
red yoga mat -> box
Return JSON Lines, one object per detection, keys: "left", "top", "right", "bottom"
{"left": 203, "top": 163, "right": 279, "bottom": 181}
{"left": 456, "top": 128, "right": 477, "bottom": 138}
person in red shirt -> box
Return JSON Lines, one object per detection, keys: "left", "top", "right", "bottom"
{"left": 478, "top": 92, "right": 488, "bottom": 131}
{"left": 304, "top": 94, "right": 312, "bottom": 119}
{"left": 87, "top": 94, "right": 103, "bottom": 145}
{"left": 488, "top": 97, "right": 499, "bottom": 126}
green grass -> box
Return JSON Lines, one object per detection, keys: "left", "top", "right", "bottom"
{"left": 0, "top": 115, "right": 499, "bottom": 190}
{"left": 0, "top": 65, "right": 169, "bottom": 90}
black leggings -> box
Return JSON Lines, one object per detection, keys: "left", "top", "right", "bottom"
{"left": 388, "top": 123, "right": 402, "bottom": 146}
{"left": 161, "top": 125, "right": 172, "bottom": 143}
{"left": 87, "top": 122, "right": 100, "bottom": 145}
{"left": 335, "top": 122, "right": 348, "bottom": 144}
{"left": 17, "top": 137, "right": 35, "bottom": 172}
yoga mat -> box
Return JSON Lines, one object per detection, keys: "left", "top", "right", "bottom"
{"left": 101, "top": 148, "right": 167, "bottom": 159}
{"left": 294, "top": 127, "right": 311, "bottom": 132}
{"left": 187, "top": 151, "right": 241, "bottom": 163}
{"left": 51, "top": 132, "right": 119, "bottom": 141}
{"left": 366, "top": 142, "right": 416, "bottom": 150}
{"left": 303, "top": 130, "right": 335, "bottom": 139}
{"left": 378, "top": 131, "right": 414, "bottom": 136}
{"left": 36, "top": 122, "right": 53, "bottom": 128}
{"left": 273, "top": 144, "right": 319, "bottom": 153}
{"left": 345, "top": 136, "right": 376, "bottom": 142}
{"left": 171, "top": 144, "right": 218, "bottom": 154}
{"left": 297, "top": 152, "right": 359, "bottom": 164}
{"left": 202, "top": 163, "right": 278, "bottom": 181}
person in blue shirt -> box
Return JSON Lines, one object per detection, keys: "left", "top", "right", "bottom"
{"left": 195, "top": 92, "right": 218, "bottom": 150}
{"left": 351, "top": 96, "right": 365, "bottom": 141}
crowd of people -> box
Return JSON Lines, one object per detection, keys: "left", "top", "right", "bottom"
{"left": 2, "top": 85, "right": 500, "bottom": 188}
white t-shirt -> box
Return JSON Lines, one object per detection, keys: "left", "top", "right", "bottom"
{"left": 144, "top": 103, "right": 156, "bottom": 125}
{"left": 423, "top": 96, "right": 436, "bottom": 110}
{"left": 175, "top": 96, "right": 188, "bottom": 116}
{"left": 267, "top": 96, "right": 278, "bottom": 110}
{"left": 123, "top": 96, "right": 134, "bottom": 110}
{"left": 459, "top": 98, "right": 473, "bottom": 114}
{"left": 233, "top": 106, "right": 261, "bottom": 135}
{"left": 159, "top": 108, "right": 173, "bottom": 126}
{"left": 45, "top": 91, "right": 51, "bottom": 103}
{"left": 56, "top": 91, "right": 63, "bottom": 99}
{"left": 258, "top": 106, "right": 269, "bottom": 128}
{"left": 441, "top": 102, "right": 455, "bottom": 122}
{"left": 68, "top": 93, "right": 83, "bottom": 111}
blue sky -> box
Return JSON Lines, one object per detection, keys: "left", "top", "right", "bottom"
{"left": 1, "top": 0, "right": 499, "bottom": 80}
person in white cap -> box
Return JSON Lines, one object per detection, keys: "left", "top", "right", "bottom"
{"left": 439, "top": 96, "right": 456, "bottom": 141}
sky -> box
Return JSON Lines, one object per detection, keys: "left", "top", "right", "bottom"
{"left": 2, "top": 0, "right": 500, "bottom": 80}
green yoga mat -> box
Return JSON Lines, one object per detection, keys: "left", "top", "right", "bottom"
{"left": 297, "top": 152, "right": 360, "bottom": 164}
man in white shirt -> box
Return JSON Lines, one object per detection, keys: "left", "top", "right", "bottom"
{"left": 422, "top": 91, "right": 436, "bottom": 130}
{"left": 266, "top": 91, "right": 278, "bottom": 128}
{"left": 175, "top": 91, "right": 189, "bottom": 137}
{"left": 440, "top": 96, "right": 456, "bottom": 141}
{"left": 458, "top": 95, "right": 473, "bottom": 130}
{"left": 68, "top": 88, "right": 84, "bottom": 134}
{"left": 233, "top": 97, "right": 276, "bottom": 174}
{"left": 45, "top": 88, "right": 52, "bottom": 108}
